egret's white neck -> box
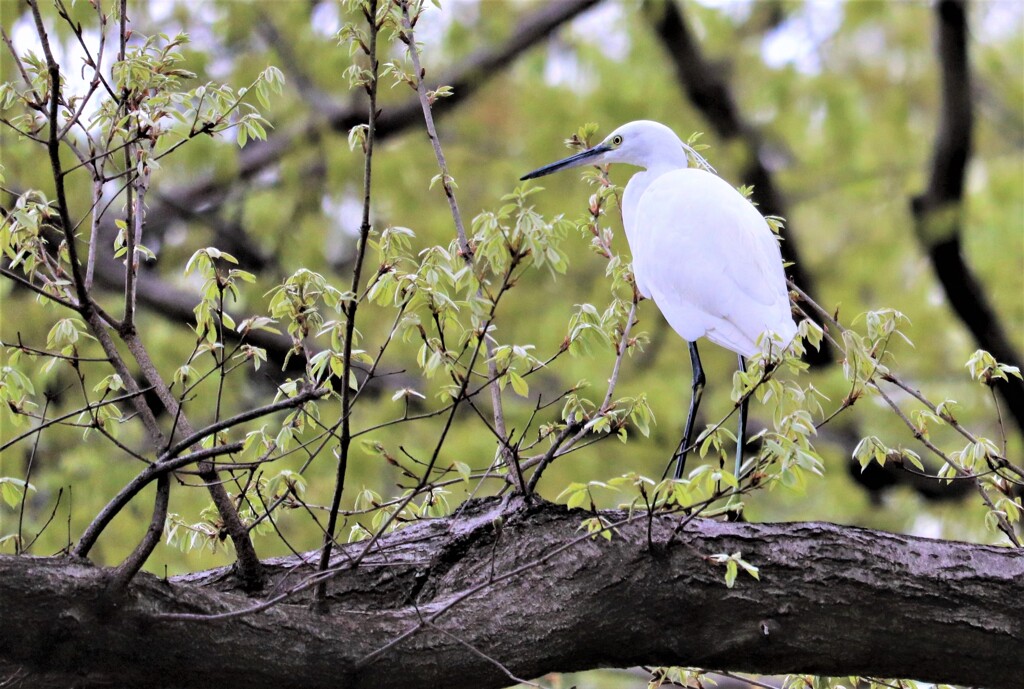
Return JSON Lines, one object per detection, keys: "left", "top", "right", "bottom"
{"left": 621, "top": 155, "right": 687, "bottom": 242}
{"left": 615, "top": 132, "right": 691, "bottom": 299}
{"left": 621, "top": 162, "right": 687, "bottom": 300}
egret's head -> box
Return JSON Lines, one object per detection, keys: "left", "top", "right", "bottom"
{"left": 521, "top": 120, "right": 692, "bottom": 181}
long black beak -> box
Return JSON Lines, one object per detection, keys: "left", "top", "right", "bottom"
{"left": 520, "top": 142, "right": 611, "bottom": 181}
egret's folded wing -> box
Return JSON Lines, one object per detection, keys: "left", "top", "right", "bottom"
{"left": 632, "top": 169, "right": 794, "bottom": 355}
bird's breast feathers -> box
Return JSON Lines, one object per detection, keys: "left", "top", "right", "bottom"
{"left": 629, "top": 169, "right": 795, "bottom": 354}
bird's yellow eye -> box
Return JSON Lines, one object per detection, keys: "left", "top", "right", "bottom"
{"left": 611, "top": 135, "right": 623, "bottom": 146}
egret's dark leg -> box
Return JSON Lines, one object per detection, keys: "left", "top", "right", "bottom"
{"left": 672, "top": 341, "right": 705, "bottom": 480}
{"left": 734, "top": 355, "right": 749, "bottom": 482}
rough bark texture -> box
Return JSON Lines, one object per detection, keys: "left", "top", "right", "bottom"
{"left": 2, "top": 498, "right": 1021, "bottom": 689}
{"left": 911, "top": 0, "right": 1024, "bottom": 433}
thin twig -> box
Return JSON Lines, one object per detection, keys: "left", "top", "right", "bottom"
{"left": 398, "top": 0, "right": 522, "bottom": 491}
{"left": 0, "top": 386, "right": 151, "bottom": 453}
{"left": 526, "top": 298, "right": 639, "bottom": 494}
{"left": 22, "top": 487, "right": 63, "bottom": 553}
{"left": 16, "top": 395, "right": 51, "bottom": 553}
{"left": 315, "top": 0, "right": 381, "bottom": 607}
{"left": 0, "top": 27, "right": 43, "bottom": 105}
{"left": 74, "top": 386, "right": 325, "bottom": 558}
{"left": 0, "top": 267, "right": 80, "bottom": 310}
{"left": 872, "top": 382, "right": 1020, "bottom": 547}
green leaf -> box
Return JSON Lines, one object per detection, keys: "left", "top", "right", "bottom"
{"left": 901, "top": 449, "right": 924, "bottom": 472}
{"left": 566, "top": 488, "right": 588, "bottom": 511}
{"left": 557, "top": 482, "right": 588, "bottom": 510}
{"left": 736, "top": 556, "right": 760, "bottom": 581}
{"left": 453, "top": 461, "right": 471, "bottom": 484}
{"left": 0, "top": 477, "right": 35, "bottom": 507}
{"left": 92, "top": 374, "right": 124, "bottom": 394}
{"left": 724, "top": 559, "right": 738, "bottom": 588}
{"left": 508, "top": 370, "right": 529, "bottom": 397}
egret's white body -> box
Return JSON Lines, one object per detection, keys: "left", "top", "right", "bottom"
{"left": 631, "top": 168, "right": 795, "bottom": 355}
{"left": 589, "top": 121, "right": 795, "bottom": 356}
{"left": 523, "top": 120, "right": 797, "bottom": 478}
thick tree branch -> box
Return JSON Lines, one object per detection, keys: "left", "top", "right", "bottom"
{"left": 911, "top": 0, "right": 1024, "bottom": 435}
{"left": 644, "top": 0, "right": 830, "bottom": 367}
{"left": 2, "top": 499, "right": 1020, "bottom": 689}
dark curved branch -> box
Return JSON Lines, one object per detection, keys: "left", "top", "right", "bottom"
{"left": 107, "top": 472, "right": 169, "bottom": 592}
{"left": 911, "top": 0, "right": 1024, "bottom": 435}
{"left": 83, "top": 0, "right": 604, "bottom": 374}
{"left": 644, "top": 0, "right": 830, "bottom": 367}
{"left": 2, "top": 499, "right": 1020, "bottom": 689}
{"left": 74, "top": 385, "right": 328, "bottom": 559}
{"left": 139, "top": 0, "right": 603, "bottom": 242}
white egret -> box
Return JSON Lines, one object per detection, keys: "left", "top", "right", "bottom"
{"left": 522, "top": 120, "right": 797, "bottom": 480}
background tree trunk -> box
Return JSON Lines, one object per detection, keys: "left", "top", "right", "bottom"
{"left": 911, "top": 0, "right": 1024, "bottom": 434}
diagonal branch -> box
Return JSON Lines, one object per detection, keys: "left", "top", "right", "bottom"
{"left": 135, "top": 0, "right": 603, "bottom": 245}
{"left": 398, "top": 0, "right": 528, "bottom": 492}
{"left": 74, "top": 384, "right": 328, "bottom": 560}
